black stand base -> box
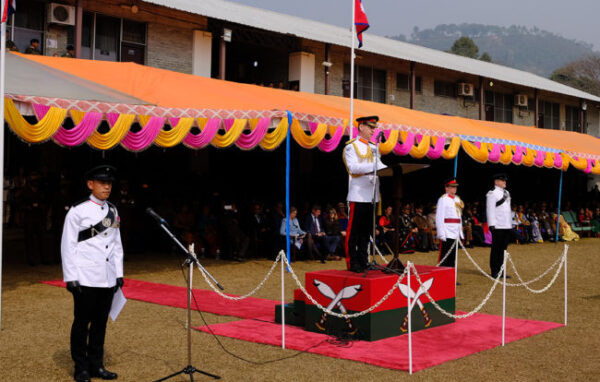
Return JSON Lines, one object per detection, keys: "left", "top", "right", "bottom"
{"left": 386, "top": 256, "right": 405, "bottom": 272}
{"left": 154, "top": 365, "right": 220, "bottom": 381}
{"left": 362, "top": 258, "right": 405, "bottom": 277}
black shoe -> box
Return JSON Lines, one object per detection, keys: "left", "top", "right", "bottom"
{"left": 91, "top": 367, "right": 118, "bottom": 380}
{"left": 74, "top": 370, "right": 91, "bottom": 382}
{"left": 349, "top": 266, "right": 365, "bottom": 273}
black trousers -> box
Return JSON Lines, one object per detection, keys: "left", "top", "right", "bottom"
{"left": 345, "top": 202, "right": 373, "bottom": 270}
{"left": 490, "top": 228, "right": 511, "bottom": 277}
{"left": 71, "top": 286, "right": 114, "bottom": 373}
{"left": 438, "top": 239, "right": 456, "bottom": 267}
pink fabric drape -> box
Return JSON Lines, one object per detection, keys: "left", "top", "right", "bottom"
{"left": 183, "top": 118, "right": 221, "bottom": 148}
{"left": 310, "top": 122, "right": 345, "bottom": 152}
{"left": 121, "top": 116, "right": 164, "bottom": 151}
{"left": 236, "top": 118, "right": 270, "bottom": 150}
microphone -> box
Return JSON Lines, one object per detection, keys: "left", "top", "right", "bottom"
{"left": 377, "top": 131, "right": 386, "bottom": 143}
{"left": 146, "top": 207, "right": 167, "bottom": 225}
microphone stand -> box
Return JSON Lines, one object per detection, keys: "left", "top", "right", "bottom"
{"left": 152, "top": 219, "right": 223, "bottom": 381}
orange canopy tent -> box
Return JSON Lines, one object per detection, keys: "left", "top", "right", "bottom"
{"left": 3, "top": 52, "right": 600, "bottom": 174}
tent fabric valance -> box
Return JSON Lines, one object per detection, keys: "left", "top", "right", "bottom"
{"left": 3, "top": 53, "right": 600, "bottom": 174}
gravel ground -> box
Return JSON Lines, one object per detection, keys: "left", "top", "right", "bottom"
{"left": 0, "top": 238, "right": 598, "bottom": 381}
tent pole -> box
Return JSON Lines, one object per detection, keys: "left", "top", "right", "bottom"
{"left": 555, "top": 169, "right": 564, "bottom": 242}
{"left": 453, "top": 152, "right": 458, "bottom": 179}
{"left": 349, "top": 0, "right": 356, "bottom": 139}
{"left": 0, "top": 1, "right": 7, "bottom": 330}
{"left": 285, "top": 112, "right": 292, "bottom": 267}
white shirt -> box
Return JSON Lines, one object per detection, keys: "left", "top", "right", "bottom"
{"left": 343, "top": 138, "right": 387, "bottom": 203}
{"left": 61, "top": 194, "right": 124, "bottom": 287}
{"left": 435, "top": 194, "right": 464, "bottom": 240}
{"left": 486, "top": 186, "right": 512, "bottom": 229}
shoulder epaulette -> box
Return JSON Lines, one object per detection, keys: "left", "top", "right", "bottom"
{"left": 345, "top": 138, "right": 357, "bottom": 145}
{"left": 71, "top": 197, "right": 89, "bottom": 208}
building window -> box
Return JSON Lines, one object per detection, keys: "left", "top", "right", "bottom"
{"left": 396, "top": 73, "right": 422, "bottom": 92}
{"left": 82, "top": 12, "right": 146, "bottom": 64}
{"left": 434, "top": 80, "right": 456, "bottom": 98}
{"left": 538, "top": 101, "right": 560, "bottom": 130}
{"left": 565, "top": 106, "right": 580, "bottom": 132}
{"left": 8, "top": 0, "right": 45, "bottom": 54}
{"left": 343, "top": 65, "right": 387, "bottom": 103}
{"left": 484, "top": 91, "right": 513, "bottom": 123}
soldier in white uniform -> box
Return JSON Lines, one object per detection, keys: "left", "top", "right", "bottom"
{"left": 343, "top": 116, "right": 387, "bottom": 272}
{"left": 435, "top": 179, "right": 464, "bottom": 267}
{"left": 61, "top": 165, "right": 123, "bottom": 382}
{"left": 486, "top": 173, "right": 512, "bottom": 278}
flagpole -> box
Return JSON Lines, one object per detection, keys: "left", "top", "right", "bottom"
{"left": 349, "top": 0, "right": 356, "bottom": 140}
{"left": 0, "top": 0, "right": 7, "bottom": 330}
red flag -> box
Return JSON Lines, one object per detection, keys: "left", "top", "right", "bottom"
{"left": 354, "top": 0, "right": 370, "bottom": 48}
{"left": 2, "top": 0, "right": 16, "bottom": 23}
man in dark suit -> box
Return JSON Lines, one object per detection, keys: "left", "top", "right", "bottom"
{"left": 304, "top": 204, "right": 327, "bottom": 263}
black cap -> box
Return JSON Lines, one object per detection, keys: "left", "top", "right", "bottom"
{"left": 493, "top": 173, "right": 508, "bottom": 181}
{"left": 85, "top": 165, "right": 116, "bottom": 182}
{"left": 356, "top": 115, "right": 379, "bottom": 128}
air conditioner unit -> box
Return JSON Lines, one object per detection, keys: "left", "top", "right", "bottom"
{"left": 514, "top": 94, "right": 528, "bottom": 107}
{"left": 47, "top": 3, "right": 75, "bottom": 26}
{"left": 457, "top": 82, "right": 474, "bottom": 97}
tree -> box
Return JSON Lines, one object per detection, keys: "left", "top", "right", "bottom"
{"left": 449, "top": 37, "right": 479, "bottom": 58}
{"left": 550, "top": 55, "right": 600, "bottom": 96}
{"left": 479, "top": 52, "right": 492, "bottom": 62}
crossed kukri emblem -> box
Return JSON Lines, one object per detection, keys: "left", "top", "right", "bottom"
{"left": 313, "top": 279, "right": 362, "bottom": 334}
{"left": 398, "top": 277, "right": 434, "bottom": 332}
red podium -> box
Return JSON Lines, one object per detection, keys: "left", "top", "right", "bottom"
{"left": 276, "top": 265, "right": 455, "bottom": 341}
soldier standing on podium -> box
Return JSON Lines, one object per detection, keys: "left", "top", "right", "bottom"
{"left": 61, "top": 165, "right": 124, "bottom": 382}
{"left": 343, "top": 116, "right": 387, "bottom": 273}
{"left": 435, "top": 179, "right": 464, "bottom": 267}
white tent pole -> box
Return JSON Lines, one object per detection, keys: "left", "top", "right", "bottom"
{"left": 281, "top": 253, "right": 285, "bottom": 349}
{"left": 502, "top": 250, "right": 507, "bottom": 346}
{"left": 0, "top": 0, "right": 8, "bottom": 330}
{"left": 407, "top": 261, "right": 413, "bottom": 374}
{"left": 564, "top": 245, "right": 567, "bottom": 326}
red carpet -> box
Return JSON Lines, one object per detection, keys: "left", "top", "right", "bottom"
{"left": 41, "top": 279, "right": 277, "bottom": 321}
{"left": 194, "top": 312, "right": 562, "bottom": 372}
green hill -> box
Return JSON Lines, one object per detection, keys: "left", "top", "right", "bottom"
{"left": 390, "top": 24, "right": 595, "bottom": 77}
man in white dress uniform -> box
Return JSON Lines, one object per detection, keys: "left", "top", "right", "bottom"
{"left": 486, "top": 173, "right": 512, "bottom": 278}
{"left": 435, "top": 179, "right": 464, "bottom": 267}
{"left": 343, "top": 116, "right": 387, "bottom": 273}
{"left": 61, "top": 165, "right": 123, "bottom": 382}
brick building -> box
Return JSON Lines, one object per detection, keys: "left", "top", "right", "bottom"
{"left": 7, "top": 0, "right": 600, "bottom": 139}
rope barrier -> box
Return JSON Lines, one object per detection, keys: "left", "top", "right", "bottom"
{"left": 193, "top": 242, "right": 568, "bottom": 321}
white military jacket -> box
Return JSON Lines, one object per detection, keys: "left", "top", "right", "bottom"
{"left": 435, "top": 193, "right": 464, "bottom": 240}
{"left": 61, "top": 194, "right": 124, "bottom": 288}
{"left": 343, "top": 137, "right": 387, "bottom": 203}
{"left": 486, "top": 186, "right": 512, "bottom": 229}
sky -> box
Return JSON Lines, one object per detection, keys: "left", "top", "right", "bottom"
{"left": 228, "top": 0, "right": 600, "bottom": 50}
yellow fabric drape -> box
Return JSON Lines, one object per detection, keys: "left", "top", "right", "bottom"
{"left": 291, "top": 119, "right": 328, "bottom": 149}
{"left": 441, "top": 136, "right": 461, "bottom": 159}
{"left": 70, "top": 109, "right": 86, "bottom": 125}
{"left": 560, "top": 153, "right": 571, "bottom": 171}
{"left": 212, "top": 119, "right": 246, "bottom": 148}
{"left": 379, "top": 129, "right": 399, "bottom": 155}
{"left": 87, "top": 114, "right": 134, "bottom": 150}
{"left": 591, "top": 159, "right": 600, "bottom": 175}
{"left": 4, "top": 98, "right": 66, "bottom": 143}
{"left": 522, "top": 148, "right": 536, "bottom": 167}
{"left": 569, "top": 155, "right": 589, "bottom": 171}
{"left": 543, "top": 152, "right": 555, "bottom": 168}
{"left": 154, "top": 117, "right": 194, "bottom": 147}
{"left": 499, "top": 145, "right": 513, "bottom": 165}
{"left": 461, "top": 141, "right": 489, "bottom": 163}
{"left": 259, "top": 118, "right": 288, "bottom": 150}
{"left": 409, "top": 134, "right": 431, "bottom": 159}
